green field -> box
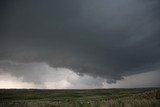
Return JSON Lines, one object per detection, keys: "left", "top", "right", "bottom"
{"left": 0, "top": 88, "right": 160, "bottom": 107}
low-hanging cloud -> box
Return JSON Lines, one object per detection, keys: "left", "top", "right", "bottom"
{"left": 0, "top": 60, "right": 159, "bottom": 89}
{"left": 0, "top": 60, "right": 106, "bottom": 89}
{"left": 0, "top": 0, "right": 160, "bottom": 84}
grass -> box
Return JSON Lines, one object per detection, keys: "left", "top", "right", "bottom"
{"left": 0, "top": 88, "right": 160, "bottom": 107}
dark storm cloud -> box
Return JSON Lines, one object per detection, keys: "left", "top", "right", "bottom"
{"left": 0, "top": 0, "right": 160, "bottom": 83}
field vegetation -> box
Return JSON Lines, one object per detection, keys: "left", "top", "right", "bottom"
{"left": 0, "top": 88, "right": 160, "bottom": 107}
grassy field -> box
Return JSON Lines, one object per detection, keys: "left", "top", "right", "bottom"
{"left": 0, "top": 88, "right": 160, "bottom": 107}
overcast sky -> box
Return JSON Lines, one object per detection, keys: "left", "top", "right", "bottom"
{"left": 0, "top": 0, "right": 160, "bottom": 89}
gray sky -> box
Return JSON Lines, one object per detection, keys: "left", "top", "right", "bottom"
{"left": 0, "top": 0, "right": 160, "bottom": 88}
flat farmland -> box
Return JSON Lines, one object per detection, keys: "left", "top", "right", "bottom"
{"left": 0, "top": 88, "right": 160, "bottom": 107}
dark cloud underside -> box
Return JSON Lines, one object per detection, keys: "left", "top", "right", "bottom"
{"left": 0, "top": 0, "right": 160, "bottom": 83}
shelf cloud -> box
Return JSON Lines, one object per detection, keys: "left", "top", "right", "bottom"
{"left": 0, "top": 0, "right": 160, "bottom": 88}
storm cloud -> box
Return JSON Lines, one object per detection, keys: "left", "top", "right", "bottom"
{"left": 0, "top": 0, "right": 160, "bottom": 86}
